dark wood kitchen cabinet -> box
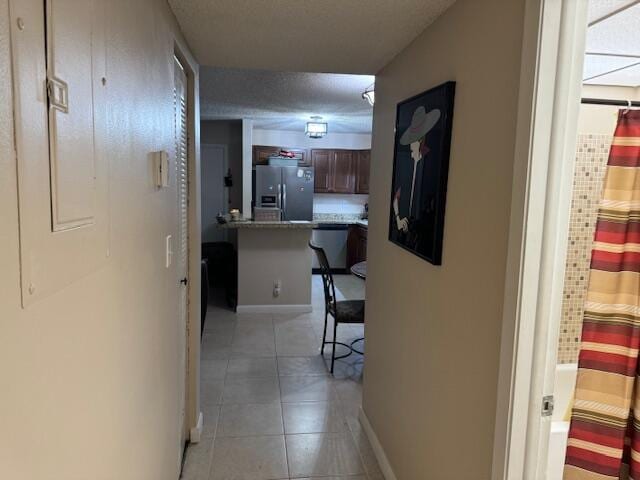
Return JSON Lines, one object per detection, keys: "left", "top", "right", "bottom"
{"left": 311, "top": 149, "right": 332, "bottom": 193}
{"left": 355, "top": 150, "right": 370, "bottom": 194}
{"left": 333, "top": 150, "right": 356, "bottom": 193}
{"left": 347, "top": 224, "right": 368, "bottom": 268}
{"left": 253, "top": 146, "right": 369, "bottom": 193}
{"left": 253, "top": 145, "right": 310, "bottom": 166}
{"left": 311, "top": 149, "right": 355, "bottom": 193}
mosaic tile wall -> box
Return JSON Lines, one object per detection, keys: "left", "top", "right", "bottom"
{"left": 557, "top": 134, "right": 612, "bottom": 364}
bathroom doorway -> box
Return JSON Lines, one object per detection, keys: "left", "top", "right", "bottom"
{"left": 495, "top": 1, "right": 640, "bottom": 479}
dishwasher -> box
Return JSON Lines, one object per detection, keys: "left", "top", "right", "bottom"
{"left": 311, "top": 223, "right": 349, "bottom": 273}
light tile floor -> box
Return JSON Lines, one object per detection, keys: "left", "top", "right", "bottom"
{"left": 181, "top": 275, "right": 381, "bottom": 480}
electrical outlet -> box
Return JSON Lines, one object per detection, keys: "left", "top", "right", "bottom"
{"left": 273, "top": 280, "right": 281, "bottom": 298}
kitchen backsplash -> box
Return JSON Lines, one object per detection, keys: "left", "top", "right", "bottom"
{"left": 313, "top": 194, "right": 368, "bottom": 215}
{"left": 313, "top": 213, "right": 364, "bottom": 222}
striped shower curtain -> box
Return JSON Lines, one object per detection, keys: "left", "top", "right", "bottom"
{"left": 565, "top": 109, "right": 640, "bottom": 479}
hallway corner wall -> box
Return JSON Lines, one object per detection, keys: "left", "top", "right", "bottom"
{"left": 0, "top": 0, "right": 198, "bottom": 478}
{"left": 362, "top": 0, "right": 527, "bottom": 477}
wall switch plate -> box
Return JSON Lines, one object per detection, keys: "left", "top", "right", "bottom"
{"left": 165, "top": 235, "right": 173, "bottom": 268}
{"left": 153, "top": 151, "right": 169, "bottom": 187}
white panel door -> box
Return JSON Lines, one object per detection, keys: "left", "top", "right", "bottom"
{"left": 174, "top": 56, "right": 189, "bottom": 449}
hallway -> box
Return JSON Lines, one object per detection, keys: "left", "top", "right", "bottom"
{"left": 182, "top": 275, "right": 382, "bottom": 480}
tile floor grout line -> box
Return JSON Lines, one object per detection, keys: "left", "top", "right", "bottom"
{"left": 193, "top": 277, "right": 371, "bottom": 479}
{"left": 205, "top": 404, "right": 223, "bottom": 480}
{"left": 275, "top": 347, "right": 293, "bottom": 478}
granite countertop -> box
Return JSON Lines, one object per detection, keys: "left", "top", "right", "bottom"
{"left": 218, "top": 219, "right": 318, "bottom": 229}
{"left": 313, "top": 214, "right": 368, "bottom": 228}
{"left": 216, "top": 214, "right": 368, "bottom": 229}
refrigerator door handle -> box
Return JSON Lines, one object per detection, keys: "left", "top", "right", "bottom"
{"left": 277, "top": 183, "right": 282, "bottom": 210}
{"left": 282, "top": 183, "right": 287, "bottom": 220}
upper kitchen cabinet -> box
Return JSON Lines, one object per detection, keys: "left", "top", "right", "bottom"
{"left": 311, "top": 149, "right": 370, "bottom": 194}
{"left": 332, "top": 150, "right": 356, "bottom": 193}
{"left": 311, "top": 149, "right": 333, "bottom": 193}
{"left": 311, "top": 149, "right": 356, "bottom": 194}
{"left": 355, "top": 150, "right": 370, "bottom": 194}
{"left": 253, "top": 145, "right": 310, "bottom": 166}
{"left": 10, "top": 0, "right": 108, "bottom": 305}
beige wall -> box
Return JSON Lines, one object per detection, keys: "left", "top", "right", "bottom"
{"left": 0, "top": 1, "right": 198, "bottom": 479}
{"left": 362, "top": 0, "right": 526, "bottom": 478}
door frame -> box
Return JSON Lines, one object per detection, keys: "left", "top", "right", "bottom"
{"left": 173, "top": 41, "right": 202, "bottom": 448}
{"left": 491, "top": 0, "right": 588, "bottom": 478}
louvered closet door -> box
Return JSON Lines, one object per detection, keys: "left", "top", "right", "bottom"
{"left": 174, "top": 56, "right": 189, "bottom": 447}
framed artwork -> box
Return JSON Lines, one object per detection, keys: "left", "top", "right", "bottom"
{"left": 388, "top": 81, "right": 455, "bottom": 265}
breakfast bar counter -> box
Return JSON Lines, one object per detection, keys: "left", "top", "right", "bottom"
{"left": 218, "top": 220, "right": 318, "bottom": 230}
{"left": 219, "top": 220, "right": 314, "bottom": 314}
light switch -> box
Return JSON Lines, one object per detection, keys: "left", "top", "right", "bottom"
{"left": 153, "top": 151, "right": 170, "bottom": 188}
{"left": 166, "top": 235, "right": 173, "bottom": 268}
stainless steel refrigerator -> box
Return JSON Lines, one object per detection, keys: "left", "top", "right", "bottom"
{"left": 255, "top": 165, "right": 315, "bottom": 221}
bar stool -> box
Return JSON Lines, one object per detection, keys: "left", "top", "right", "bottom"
{"left": 309, "top": 242, "right": 365, "bottom": 374}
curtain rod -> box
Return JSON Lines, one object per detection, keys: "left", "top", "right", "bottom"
{"left": 582, "top": 97, "right": 640, "bottom": 107}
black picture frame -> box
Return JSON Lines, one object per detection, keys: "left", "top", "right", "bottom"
{"left": 388, "top": 81, "right": 455, "bottom": 265}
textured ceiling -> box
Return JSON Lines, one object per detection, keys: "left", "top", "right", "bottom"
{"left": 584, "top": 0, "right": 640, "bottom": 86}
{"left": 168, "top": 0, "right": 457, "bottom": 74}
{"left": 200, "top": 67, "right": 374, "bottom": 133}
{"left": 587, "top": 0, "right": 637, "bottom": 24}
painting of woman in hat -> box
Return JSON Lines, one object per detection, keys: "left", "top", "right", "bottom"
{"left": 388, "top": 81, "right": 455, "bottom": 265}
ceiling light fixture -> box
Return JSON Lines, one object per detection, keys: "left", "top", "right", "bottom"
{"left": 362, "top": 84, "right": 375, "bottom": 106}
{"left": 305, "top": 116, "right": 328, "bottom": 139}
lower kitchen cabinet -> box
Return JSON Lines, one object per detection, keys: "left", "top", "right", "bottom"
{"left": 347, "top": 224, "right": 368, "bottom": 268}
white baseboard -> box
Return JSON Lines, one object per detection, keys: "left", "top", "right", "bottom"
{"left": 358, "top": 407, "right": 397, "bottom": 480}
{"left": 235, "top": 304, "right": 313, "bottom": 314}
{"left": 189, "top": 412, "right": 203, "bottom": 443}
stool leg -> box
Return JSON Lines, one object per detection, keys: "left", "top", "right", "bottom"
{"left": 331, "top": 320, "right": 338, "bottom": 374}
{"left": 321, "top": 310, "right": 328, "bottom": 355}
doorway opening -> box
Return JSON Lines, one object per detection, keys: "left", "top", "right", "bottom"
{"left": 185, "top": 67, "right": 377, "bottom": 478}
{"left": 198, "top": 68, "right": 374, "bottom": 317}
{"left": 497, "top": 1, "right": 640, "bottom": 479}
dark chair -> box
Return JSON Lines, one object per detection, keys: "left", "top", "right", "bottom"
{"left": 201, "top": 259, "right": 209, "bottom": 338}
{"left": 309, "top": 242, "right": 365, "bottom": 374}
{"left": 202, "top": 242, "right": 237, "bottom": 309}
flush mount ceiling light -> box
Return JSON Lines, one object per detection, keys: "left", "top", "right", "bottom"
{"left": 362, "top": 84, "right": 375, "bottom": 106}
{"left": 305, "top": 116, "right": 328, "bottom": 139}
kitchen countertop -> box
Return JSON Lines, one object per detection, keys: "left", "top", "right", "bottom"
{"left": 217, "top": 216, "right": 368, "bottom": 229}
{"left": 312, "top": 214, "right": 368, "bottom": 228}
{"left": 218, "top": 219, "right": 318, "bottom": 229}
{"left": 314, "top": 219, "right": 368, "bottom": 228}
